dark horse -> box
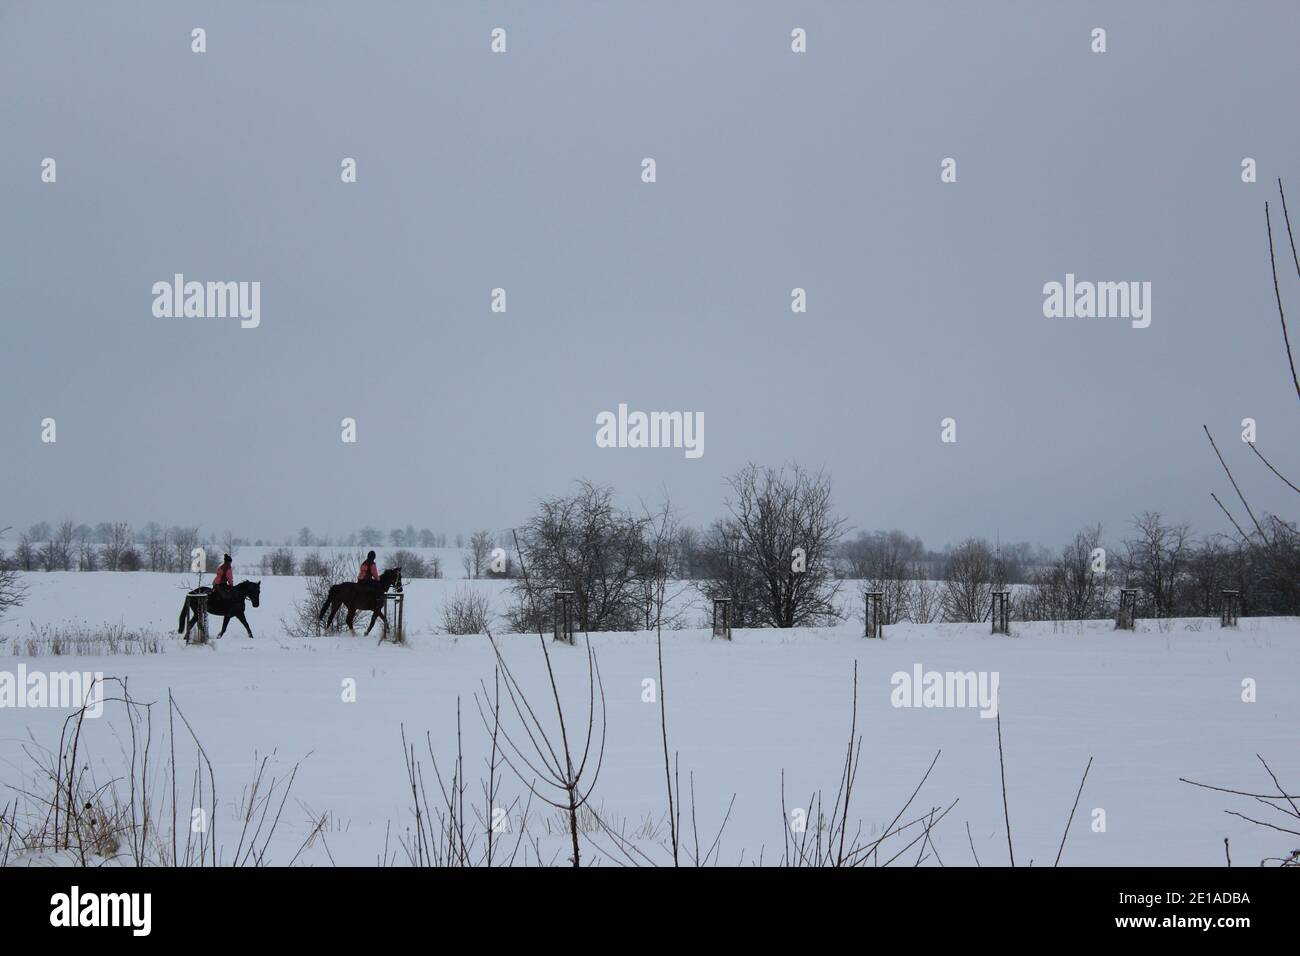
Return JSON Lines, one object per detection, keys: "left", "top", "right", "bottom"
{"left": 178, "top": 580, "right": 262, "bottom": 642}
{"left": 318, "top": 568, "right": 402, "bottom": 637}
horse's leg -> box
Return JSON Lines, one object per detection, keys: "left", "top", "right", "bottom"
{"left": 237, "top": 611, "right": 253, "bottom": 639}
{"left": 217, "top": 615, "right": 230, "bottom": 637}
{"left": 345, "top": 604, "right": 356, "bottom": 631}
{"left": 364, "top": 607, "right": 384, "bottom": 637}
{"left": 178, "top": 599, "right": 189, "bottom": 634}
{"left": 327, "top": 598, "right": 342, "bottom": 628}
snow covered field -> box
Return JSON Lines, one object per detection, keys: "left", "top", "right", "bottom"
{"left": 1, "top": 572, "right": 1296, "bottom": 866}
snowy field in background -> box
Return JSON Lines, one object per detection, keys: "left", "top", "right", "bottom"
{"left": 0, "top": 572, "right": 1296, "bottom": 867}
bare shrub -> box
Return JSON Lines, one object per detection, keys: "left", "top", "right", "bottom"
{"left": 440, "top": 586, "right": 494, "bottom": 635}
{"left": 863, "top": 575, "right": 911, "bottom": 626}
{"left": 390, "top": 548, "right": 440, "bottom": 579}
{"left": 905, "top": 572, "right": 942, "bottom": 624}
{"left": 3, "top": 680, "right": 305, "bottom": 866}
{"left": 261, "top": 547, "right": 296, "bottom": 576}
{"left": 282, "top": 551, "right": 358, "bottom": 637}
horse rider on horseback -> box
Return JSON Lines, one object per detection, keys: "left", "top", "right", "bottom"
{"left": 358, "top": 550, "right": 381, "bottom": 591}
{"left": 213, "top": 554, "right": 235, "bottom": 601}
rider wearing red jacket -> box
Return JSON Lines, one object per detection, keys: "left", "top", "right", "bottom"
{"left": 358, "top": 551, "right": 381, "bottom": 588}
{"left": 212, "top": 554, "right": 234, "bottom": 599}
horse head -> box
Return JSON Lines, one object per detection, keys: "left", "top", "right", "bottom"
{"left": 239, "top": 580, "right": 262, "bottom": 607}
{"left": 381, "top": 567, "right": 403, "bottom": 593}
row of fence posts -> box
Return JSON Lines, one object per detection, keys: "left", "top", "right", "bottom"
{"left": 545, "top": 588, "right": 1246, "bottom": 646}
{"left": 864, "top": 589, "right": 1012, "bottom": 638}
{"left": 865, "top": 588, "right": 1242, "bottom": 638}
{"left": 189, "top": 585, "right": 1249, "bottom": 648}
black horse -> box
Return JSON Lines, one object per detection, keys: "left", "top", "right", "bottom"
{"left": 318, "top": 568, "right": 402, "bottom": 637}
{"left": 178, "top": 580, "right": 262, "bottom": 642}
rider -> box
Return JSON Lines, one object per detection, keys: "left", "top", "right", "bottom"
{"left": 212, "top": 554, "right": 235, "bottom": 600}
{"left": 358, "top": 550, "right": 381, "bottom": 591}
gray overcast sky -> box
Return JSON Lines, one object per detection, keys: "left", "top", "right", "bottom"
{"left": 2, "top": 0, "right": 1298, "bottom": 549}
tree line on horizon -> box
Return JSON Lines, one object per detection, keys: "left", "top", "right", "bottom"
{"left": 3, "top": 459, "right": 1296, "bottom": 629}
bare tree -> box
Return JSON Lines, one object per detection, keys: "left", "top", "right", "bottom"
{"left": 1024, "top": 525, "right": 1111, "bottom": 622}
{"left": 0, "top": 528, "right": 27, "bottom": 620}
{"left": 37, "top": 538, "right": 60, "bottom": 572}
{"left": 389, "top": 548, "right": 439, "bottom": 578}
{"left": 674, "top": 526, "right": 702, "bottom": 579}
{"left": 54, "top": 521, "right": 76, "bottom": 570}
{"left": 941, "top": 538, "right": 996, "bottom": 623}
{"left": 101, "top": 522, "right": 136, "bottom": 572}
{"left": 636, "top": 496, "right": 689, "bottom": 630}
{"left": 1180, "top": 535, "right": 1235, "bottom": 616}
{"left": 511, "top": 482, "right": 651, "bottom": 633}
{"left": 14, "top": 533, "right": 35, "bottom": 571}
{"left": 464, "top": 530, "right": 494, "bottom": 579}
{"left": 842, "top": 529, "right": 924, "bottom": 579}
{"left": 141, "top": 522, "right": 168, "bottom": 571}
{"left": 698, "top": 463, "right": 847, "bottom": 628}
{"left": 170, "top": 525, "right": 200, "bottom": 574}
{"left": 1121, "top": 512, "right": 1192, "bottom": 617}
{"left": 76, "top": 524, "right": 98, "bottom": 572}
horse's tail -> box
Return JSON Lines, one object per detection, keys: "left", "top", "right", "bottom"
{"left": 178, "top": 596, "right": 190, "bottom": 633}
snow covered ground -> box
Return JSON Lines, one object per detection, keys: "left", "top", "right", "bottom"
{"left": 1, "top": 572, "right": 1296, "bottom": 866}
